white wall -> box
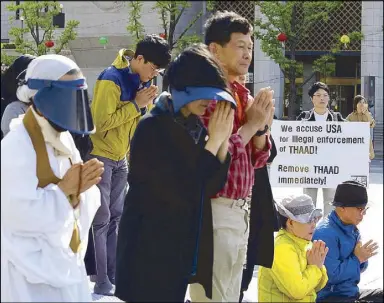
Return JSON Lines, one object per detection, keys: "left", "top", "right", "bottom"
{"left": 361, "top": 1, "right": 383, "bottom": 125}
{"left": 253, "top": 5, "right": 285, "bottom": 118}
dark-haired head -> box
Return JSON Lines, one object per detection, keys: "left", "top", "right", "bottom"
{"left": 308, "top": 82, "right": 330, "bottom": 98}
{"left": 165, "top": 43, "right": 235, "bottom": 116}
{"left": 353, "top": 95, "right": 367, "bottom": 112}
{"left": 166, "top": 43, "right": 228, "bottom": 92}
{"left": 204, "top": 11, "right": 253, "bottom": 78}
{"left": 204, "top": 11, "right": 253, "bottom": 47}
{"left": 1, "top": 54, "right": 36, "bottom": 104}
{"left": 308, "top": 82, "right": 330, "bottom": 112}
{"left": 131, "top": 34, "right": 171, "bottom": 83}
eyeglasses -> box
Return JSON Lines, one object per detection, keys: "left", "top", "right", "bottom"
{"left": 149, "top": 62, "right": 165, "bottom": 74}
{"left": 313, "top": 94, "right": 329, "bottom": 98}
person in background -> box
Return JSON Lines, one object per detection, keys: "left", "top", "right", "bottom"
{"left": 115, "top": 43, "right": 235, "bottom": 302}
{"left": 88, "top": 34, "right": 171, "bottom": 296}
{"left": 1, "top": 54, "right": 103, "bottom": 302}
{"left": 346, "top": 95, "right": 376, "bottom": 161}
{"left": 258, "top": 195, "right": 329, "bottom": 302}
{"left": 1, "top": 54, "right": 36, "bottom": 138}
{"left": 189, "top": 11, "right": 274, "bottom": 302}
{"left": 237, "top": 75, "right": 279, "bottom": 303}
{"left": 297, "top": 82, "right": 345, "bottom": 217}
{"left": 313, "top": 181, "right": 383, "bottom": 302}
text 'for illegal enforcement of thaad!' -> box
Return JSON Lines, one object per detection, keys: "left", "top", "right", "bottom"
{"left": 269, "top": 121, "right": 370, "bottom": 188}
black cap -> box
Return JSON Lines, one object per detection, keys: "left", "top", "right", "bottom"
{"left": 331, "top": 180, "right": 368, "bottom": 207}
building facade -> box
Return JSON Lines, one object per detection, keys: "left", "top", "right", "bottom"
{"left": 212, "top": 1, "right": 383, "bottom": 158}
{"left": 1, "top": 1, "right": 204, "bottom": 95}
{"left": 1, "top": 1, "right": 382, "bottom": 157}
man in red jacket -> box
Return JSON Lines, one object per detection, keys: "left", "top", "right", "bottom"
{"left": 189, "top": 11, "right": 275, "bottom": 302}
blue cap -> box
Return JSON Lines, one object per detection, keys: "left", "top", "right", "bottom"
{"left": 170, "top": 86, "right": 236, "bottom": 113}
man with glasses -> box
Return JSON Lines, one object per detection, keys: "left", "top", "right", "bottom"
{"left": 88, "top": 34, "right": 171, "bottom": 295}
{"left": 297, "top": 82, "right": 345, "bottom": 216}
{"left": 312, "top": 180, "right": 383, "bottom": 302}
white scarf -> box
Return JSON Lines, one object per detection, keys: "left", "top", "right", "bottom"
{"left": 31, "top": 107, "right": 73, "bottom": 157}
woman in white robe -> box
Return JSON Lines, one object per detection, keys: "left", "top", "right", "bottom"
{"left": 1, "top": 54, "right": 102, "bottom": 302}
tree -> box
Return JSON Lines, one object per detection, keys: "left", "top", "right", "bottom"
{"left": 6, "top": 1, "right": 79, "bottom": 57}
{"left": 254, "top": 1, "right": 363, "bottom": 119}
{"left": 1, "top": 43, "right": 18, "bottom": 66}
{"left": 126, "top": 1, "right": 214, "bottom": 90}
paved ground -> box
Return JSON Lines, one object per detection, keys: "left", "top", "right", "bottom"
{"left": 91, "top": 166, "right": 383, "bottom": 302}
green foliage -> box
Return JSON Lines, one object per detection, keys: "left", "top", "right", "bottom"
{"left": 1, "top": 43, "right": 16, "bottom": 49}
{"left": 6, "top": 1, "right": 79, "bottom": 56}
{"left": 253, "top": 1, "right": 363, "bottom": 118}
{"left": 126, "top": 1, "right": 145, "bottom": 45}
{"left": 126, "top": 1, "right": 214, "bottom": 89}
{"left": 1, "top": 51, "right": 18, "bottom": 66}
{"left": 254, "top": 1, "right": 342, "bottom": 76}
{"left": 127, "top": 1, "right": 214, "bottom": 57}
{"left": 175, "top": 34, "right": 202, "bottom": 54}
{"left": 312, "top": 54, "right": 335, "bottom": 77}
{"left": 312, "top": 31, "right": 363, "bottom": 76}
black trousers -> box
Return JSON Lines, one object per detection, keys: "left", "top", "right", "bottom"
{"left": 318, "top": 288, "right": 384, "bottom": 303}
{"left": 239, "top": 264, "right": 255, "bottom": 302}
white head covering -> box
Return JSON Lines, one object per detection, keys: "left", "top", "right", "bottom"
{"left": 15, "top": 55, "right": 82, "bottom": 157}
{"left": 276, "top": 194, "right": 322, "bottom": 224}
{"left": 16, "top": 54, "right": 79, "bottom": 103}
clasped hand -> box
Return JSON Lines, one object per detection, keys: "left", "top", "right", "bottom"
{"left": 58, "top": 158, "right": 104, "bottom": 205}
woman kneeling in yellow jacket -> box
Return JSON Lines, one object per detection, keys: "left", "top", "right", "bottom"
{"left": 258, "top": 194, "right": 329, "bottom": 302}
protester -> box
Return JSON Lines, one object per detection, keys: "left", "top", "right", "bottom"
{"left": 258, "top": 195, "right": 328, "bottom": 302}
{"left": 88, "top": 34, "right": 171, "bottom": 295}
{"left": 189, "top": 11, "right": 274, "bottom": 302}
{"left": 313, "top": 181, "right": 383, "bottom": 302}
{"left": 114, "top": 43, "right": 235, "bottom": 302}
{"left": 1, "top": 54, "right": 103, "bottom": 302}
{"left": 1, "top": 54, "right": 36, "bottom": 138}
{"left": 346, "top": 95, "right": 376, "bottom": 161}
{"left": 297, "top": 82, "right": 344, "bottom": 217}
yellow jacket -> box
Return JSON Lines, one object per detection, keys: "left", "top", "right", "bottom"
{"left": 258, "top": 229, "right": 328, "bottom": 302}
{"left": 346, "top": 111, "right": 375, "bottom": 160}
{"left": 90, "top": 49, "right": 154, "bottom": 161}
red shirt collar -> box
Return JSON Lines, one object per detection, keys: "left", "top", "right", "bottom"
{"left": 231, "top": 81, "right": 250, "bottom": 107}
{"left": 231, "top": 81, "right": 250, "bottom": 95}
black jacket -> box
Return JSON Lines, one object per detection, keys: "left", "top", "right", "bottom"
{"left": 296, "top": 108, "right": 345, "bottom": 122}
{"left": 115, "top": 108, "right": 230, "bottom": 302}
{"left": 246, "top": 135, "right": 279, "bottom": 269}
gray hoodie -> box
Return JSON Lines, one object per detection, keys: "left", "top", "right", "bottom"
{"left": 1, "top": 100, "right": 29, "bottom": 137}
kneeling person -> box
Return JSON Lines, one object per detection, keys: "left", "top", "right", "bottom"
{"left": 258, "top": 194, "right": 329, "bottom": 302}
{"left": 313, "top": 181, "right": 383, "bottom": 302}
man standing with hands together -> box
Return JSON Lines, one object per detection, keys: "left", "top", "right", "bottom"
{"left": 189, "top": 11, "right": 275, "bottom": 302}
{"left": 89, "top": 35, "right": 171, "bottom": 295}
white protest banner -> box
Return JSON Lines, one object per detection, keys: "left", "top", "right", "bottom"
{"left": 270, "top": 121, "right": 370, "bottom": 188}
